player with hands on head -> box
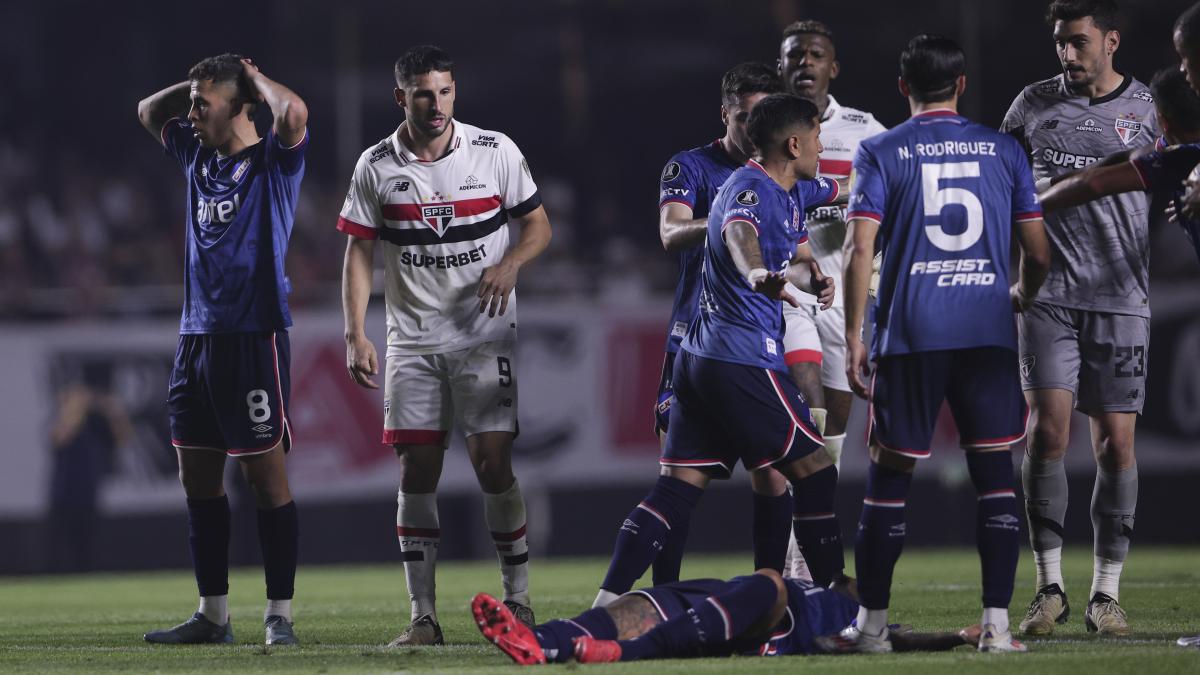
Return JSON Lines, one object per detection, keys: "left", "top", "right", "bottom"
{"left": 136, "top": 53, "right": 309, "bottom": 647}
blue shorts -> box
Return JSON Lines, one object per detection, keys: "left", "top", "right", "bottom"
{"left": 653, "top": 351, "right": 676, "bottom": 436}
{"left": 168, "top": 331, "right": 292, "bottom": 457}
{"left": 869, "top": 346, "right": 1027, "bottom": 459}
{"left": 633, "top": 577, "right": 735, "bottom": 621}
{"left": 662, "top": 350, "right": 823, "bottom": 478}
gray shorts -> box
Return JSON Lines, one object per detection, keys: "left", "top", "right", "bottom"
{"left": 1017, "top": 301, "right": 1149, "bottom": 415}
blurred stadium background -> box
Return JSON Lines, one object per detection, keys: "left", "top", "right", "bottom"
{"left": 1, "top": 0, "right": 1197, "bottom": 576}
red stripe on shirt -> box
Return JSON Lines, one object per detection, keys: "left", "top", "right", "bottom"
{"left": 382, "top": 195, "right": 502, "bottom": 222}
{"left": 819, "top": 159, "right": 852, "bottom": 177}
{"left": 337, "top": 216, "right": 378, "bottom": 240}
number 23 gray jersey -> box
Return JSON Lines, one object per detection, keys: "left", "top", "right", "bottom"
{"left": 1001, "top": 74, "right": 1158, "bottom": 316}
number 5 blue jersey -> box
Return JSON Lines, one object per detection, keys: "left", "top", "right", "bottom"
{"left": 847, "top": 110, "right": 1041, "bottom": 359}
{"left": 683, "top": 161, "right": 833, "bottom": 371}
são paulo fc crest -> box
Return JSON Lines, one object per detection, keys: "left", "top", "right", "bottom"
{"left": 421, "top": 204, "right": 455, "bottom": 234}
{"left": 661, "top": 161, "right": 681, "bottom": 182}
{"left": 1115, "top": 113, "right": 1143, "bottom": 145}
{"left": 736, "top": 189, "right": 759, "bottom": 206}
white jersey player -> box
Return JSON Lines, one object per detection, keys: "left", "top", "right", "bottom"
{"left": 339, "top": 45, "right": 552, "bottom": 647}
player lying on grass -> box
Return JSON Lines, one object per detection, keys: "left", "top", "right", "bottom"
{"left": 472, "top": 569, "right": 977, "bottom": 664}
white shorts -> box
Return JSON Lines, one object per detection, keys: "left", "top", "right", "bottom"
{"left": 782, "top": 304, "right": 850, "bottom": 393}
{"left": 383, "top": 340, "right": 518, "bottom": 447}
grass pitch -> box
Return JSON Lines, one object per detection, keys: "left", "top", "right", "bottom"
{"left": 1, "top": 547, "right": 1198, "bottom": 673}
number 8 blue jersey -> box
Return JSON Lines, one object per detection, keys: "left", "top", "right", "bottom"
{"left": 847, "top": 110, "right": 1041, "bottom": 359}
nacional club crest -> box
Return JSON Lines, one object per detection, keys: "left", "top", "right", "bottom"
{"left": 421, "top": 204, "right": 455, "bottom": 234}
{"left": 1115, "top": 113, "right": 1143, "bottom": 145}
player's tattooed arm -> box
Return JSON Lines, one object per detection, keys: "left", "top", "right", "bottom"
{"left": 659, "top": 203, "right": 708, "bottom": 252}
{"left": 842, "top": 216, "right": 879, "bottom": 398}
{"left": 240, "top": 59, "right": 308, "bottom": 147}
{"left": 478, "top": 205, "right": 552, "bottom": 317}
{"left": 136, "top": 81, "right": 190, "bottom": 144}
{"left": 724, "top": 221, "right": 798, "bottom": 306}
{"left": 604, "top": 595, "right": 664, "bottom": 641}
{"left": 1037, "top": 163, "right": 1145, "bottom": 213}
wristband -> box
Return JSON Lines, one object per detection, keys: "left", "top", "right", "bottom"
{"left": 746, "top": 268, "right": 768, "bottom": 287}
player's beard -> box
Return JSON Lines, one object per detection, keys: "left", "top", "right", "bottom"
{"left": 1062, "top": 65, "right": 1095, "bottom": 94}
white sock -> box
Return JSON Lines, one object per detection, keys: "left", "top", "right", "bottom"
{"left": 982, "top": 606, "right": 1009, "bottom": 633}
{"left": 592, "top": 589, "right": 621, "bottom": 608}
{"left": 484, "top": 480, "right": 530, "bottom": 607}
{"left": 1034, "top": 547, "right": 1064, "bottom": 590}
{"left": 198, "top": 595, "right": 228, "bottom": 624}
{"left": 857, "top": 605, "right": 889, "bottom": 637}
{"left": 824, "top": 433, "right": 846, "bottom": 469}
{"left": 265, "top": 599, "right": 292, "bottom": 622}
{"left": 1091, "top": 556, "right": 1124, "bottom": 601}
{"left": 784, "top": 534, "right": 813, "bottom": 582}
{"left": 397, "top": 490, "right": 440, "bottom": 621}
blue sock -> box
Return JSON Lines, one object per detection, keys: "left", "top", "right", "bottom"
{"left": 257, "top": 501, "right": 299, "bottom": 600}
{"left": 855, "top": 461, "right": 913, "bottom": 609}
{"left": 187, "top": 496, "right": 231, "bottom": 597}
{"left": 752, "top": 491, "right": 792, "bottom": 572}
{"left": 790, "top": 465, "right": 843, "bottom": 586}
{"left": 601, "top": 476, "right": 703, "bottom": 594}
{"left": 618, "top": 574, "right": 779, "bottom": 661}
{"left": 651, "top": 513, "right": 690, "bottom": 585}
{"left": 967, "top": 451, "right": 1020, "bottom": 609}
{"left": 535, "top": 607, "right": 617, "bottom": 662}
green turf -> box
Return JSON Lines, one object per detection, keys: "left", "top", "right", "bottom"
{"left": 1, "top": 547, "right": 1198, "bottom": 673}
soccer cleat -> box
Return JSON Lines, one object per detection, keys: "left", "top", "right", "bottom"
{"left": 1018, "top": 583, "right": 1070, "bottom": 636}
{"left": 814, "top": 625, "right": 893, "bottom": 654}
{"left": 572, "top": 636, "right": 622, "bottom": 663}
{"left": 1085, "top": 593, "right": 1130, "bottom": 636}
{"left": 1176, "top": 635, "right": 1200, "bottom": 647}
{"left": 978, "top": 623, "right": 1028, "bottom": 652}
{"left": 504, "top": 599, "right": 536, "bottom": 629}
{"left": 471, "top": 592, "right": 546, "bottom": 665}
{"left": 144, "top": 612, "right": 234, "bottom": 644}
{"left": 387, "top": 613, "right": 445, "bottom": 647}
{"left": 264, "top": 615, "right": 298, "bottom": 646}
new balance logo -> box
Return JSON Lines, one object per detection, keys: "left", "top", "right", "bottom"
{"left": 1039, "top": 119, "right": 1060, "bottom": 130}
{"left": 394, "top": 181, "right": 410, "bottom": 192}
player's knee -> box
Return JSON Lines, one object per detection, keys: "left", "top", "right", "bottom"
{"left": 749, "top": 468, "right": 788, "bottom": 496}
{"left": 869, "top": 445, "right": 916, "bottom": 473}
{"left": 1093, "top": 431, "right": 1135, "bottom": 471}
{"left": 1027, "top": 424, "right": 1069, "bottom": 459}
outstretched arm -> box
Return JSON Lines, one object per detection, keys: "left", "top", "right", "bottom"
{"left": 241, "top": 59, "right": 308, "bottom": 147}
{"left": 477, "top": 205, "right": 552, "bottom": 317}
{"left": 136, "top": 81, "right": 190, "bottom": 144}
{"left": 724, "top": 221, "right": 799, "bottom": 307}
{"left": 784, "top": 242, "right": 834, "bottom": 309}
{"left": 1038, "top": 162, "right": 1145, "bottom": 213}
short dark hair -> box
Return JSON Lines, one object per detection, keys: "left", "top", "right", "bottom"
{"left": 1045, "top": 0, "right": 1121, "bottom": 33}
{"left": 721, "top": 62, "right": 783, "bottom": 107}
{"left": 746, "top": 93, "right": 819, "bottom": 151}
{"left": 900, "top": 34, "right": 965, "bottom": 104}
{"left": 394, "top": 45, "right": 455, "bottom": 86}
{"left": 1175, "top": 2, "right": 1200, "bottom": 53}
{"left": 782, "top": 19, "right": 835, "bottom": 43}
{"left": 188, "top": 53, "right": 255, "bottom": 112}
{"left": 1151, "top": 66, "right": 1200, "bottom": 134}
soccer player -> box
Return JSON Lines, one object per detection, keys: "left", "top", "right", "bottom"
{"left": 777, "top": 17, "right": 888, "bottom": 582}
{"left": 136, "top": 54, "right": 308, "bottom": 646}
{"left": 593, "top": 94, "right": 843, "bottom": 609}
{"left": 1037, "top": 67, "right": 1200, "bottom": 264}
{"left": 1173, "top": 2, "right": 1200, "bottom": 223}
{"left": 338, "top": 45, "right": 552, "bottom": 647}
{"left": 471, "top": 571, "right": 975, "bottom": 665}
{"left": 778, "top": 18, "right": 887, "bottom": 469}
{"left": 825, "top": 35, "right": 1051, "bottom": 654}
{"left": 1000, "top": 0, "right": 1159, "bottom": 636}
{"left": 635, "top": 62, "right": 845, "bottom": 599}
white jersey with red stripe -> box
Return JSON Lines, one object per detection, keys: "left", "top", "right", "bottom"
{"left": 796, "top": 96, "right": 886, "bottom": 307}
{"left": 337, "top": 120, "right": 541, "bottom": 356}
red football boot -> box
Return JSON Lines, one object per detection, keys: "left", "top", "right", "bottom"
{"left": 572, "top": 636, "right": 623, "bottom": 663}
{"left": 471, "top": 592, "right": 546, "bottom": 665}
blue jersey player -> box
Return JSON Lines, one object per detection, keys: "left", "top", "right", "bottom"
{"left": 1038, "top": 66, "right": 1200, "bottom": 264}
{"left": 825, "top": 36, "right": 1051, "bottom": 654}
{"left": 594, "top": 94, "right": 845, "bottom": 611}
{"left": 471, "top": 569, "right": 977, "bottom": 664}
{"left": 136, "top": 54, "right": 308, "bottom": 646}
{"left": 626, "top": 63, "right": 845, "bottom": 603}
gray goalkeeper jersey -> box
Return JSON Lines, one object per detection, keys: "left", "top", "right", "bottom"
{"left": 1001, "top": 73, "right": 1158, "bottom": 317}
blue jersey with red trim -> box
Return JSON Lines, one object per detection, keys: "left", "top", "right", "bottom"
{"left": 1131, "top": 139, "right": 1200, "bottom": 264}
{"left": 758, "top": 578, "right": 857, "bottom": 656}
{"left": 659, "top": 142, "right": 742, "bottom": 353}
{"left": 162, "top": 118, "right": 308, "bottom": 334}
{"left": 848, "top": 110, "right": 1041, "bottom": 358}
{"left": 682, "top": 161, "right": 835, "bottom": 371}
